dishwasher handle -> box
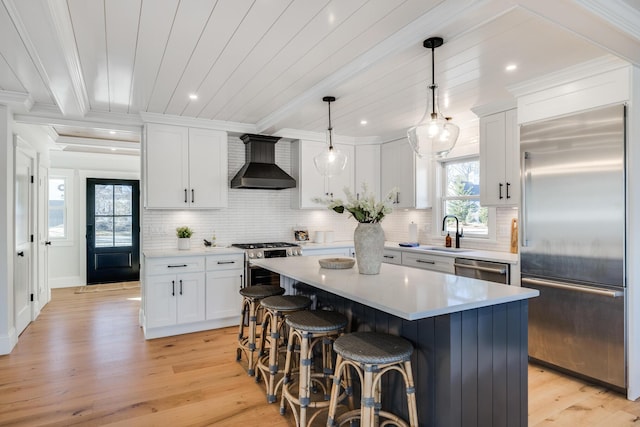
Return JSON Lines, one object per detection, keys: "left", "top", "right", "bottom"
{"left": 454, "top": 263, "right": 506, "bottom": 275}
{"left": 522, "top": 277, "right": 623, "bottom": 298}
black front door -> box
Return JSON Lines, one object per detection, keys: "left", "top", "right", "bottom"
{"left": 86, "top": 178, "right": 140, "bottom": 284}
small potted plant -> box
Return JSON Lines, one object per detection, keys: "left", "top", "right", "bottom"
{"left": 176, "top": 226, "right": 193, "bottom": 250}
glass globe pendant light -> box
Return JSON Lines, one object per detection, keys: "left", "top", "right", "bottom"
{"left": 314, "top": 96, "right": 347, "bottom": 177}
{"left": 407, "top": 37, "right": 459, "bottom": 158}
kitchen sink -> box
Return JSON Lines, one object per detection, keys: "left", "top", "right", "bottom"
{"left": 419, "top": 246, "right": 472, "bottom": 253}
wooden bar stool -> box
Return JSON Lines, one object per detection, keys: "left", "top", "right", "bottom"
{"left": 279, "top": 310, "right": 349, "bottom": 427}
{"left": 326, "top": 332, "right": 418, "bottom": 427}
{"left": 256, "top": 295, "right": 312, "bottom": 403}
{"left": 236, "top": 285, "right": 285, "bottom": 376}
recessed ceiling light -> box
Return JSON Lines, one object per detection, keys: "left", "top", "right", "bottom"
{"left": 360, "top": 120, "right": 368, "bottom": 125}
{"left": 110, "top": 147, "right": 117, "bottom": 151}
{"left": 189, "top": 93, "right": 198, "bottom": 100}
{"left": 109, "top": 130, "right": 116, "bottom": 135}
{"left": 505, "top": 64, "right": 517, "bottom": 72}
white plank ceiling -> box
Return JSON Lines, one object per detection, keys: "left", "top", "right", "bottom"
{"left": 1, "top": 0, "right": 639, "bottom": 152}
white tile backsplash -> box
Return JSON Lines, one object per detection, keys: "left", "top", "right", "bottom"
{"left": 143, "top": 137, "right": 516, "bottom": 253}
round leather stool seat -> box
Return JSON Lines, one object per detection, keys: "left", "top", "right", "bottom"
{"left": 285, "top": 310, "right": 348, "bottom": 333}
{"left": 332, "top": 332, "right": 413, "bottom": 365}
{"left": 239, "top": 285, "right": 285, "bottom": 299}
{"left": 260, "top": 295, "right": 312, "bottom": 312}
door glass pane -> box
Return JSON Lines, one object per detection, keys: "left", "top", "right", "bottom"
{"left": 48, "top": 177, "right": 66, "bottom": 238}
{"left": 95, "top": 185, "right": 113, "bottom": 215}
{"left": 114, "top": 216, "right": 132, "bottom": 247}
{"left": 114, "top": 185, "right": 132, "bottom": 215}
{"left": 95, "top": 217, "right": 113, "bottom": 247}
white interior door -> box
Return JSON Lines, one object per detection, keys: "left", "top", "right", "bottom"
{"left": 37, "top": 164, "right": 50, "bottom": 311}
{"left": 15, "top": 148, "right": 33, "bottom": 336}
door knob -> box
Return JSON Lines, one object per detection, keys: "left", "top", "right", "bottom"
{"left": 17, "top": 251, "right": 24, "bottom": 257}
{"left": 45, "top": 241, "right": 51, "bottom": 246}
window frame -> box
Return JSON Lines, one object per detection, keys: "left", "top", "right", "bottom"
{"left": 437, "top": 156, "right": 496, "bottom": 241}
{"left": 48, "top": 169, "right": 74, "bottom": 245}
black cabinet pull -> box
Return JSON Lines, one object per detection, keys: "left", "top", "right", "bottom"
{"left": 499, "top": 183, "right": 504, "bottom": 199}
{"left": 44, "top": 241, "right": 51, "bottom": 246}
{"left": 239, "top": 274, "right": 243, "bottom": 289}
{"left": 171, "top": 280, "right": 175, "bottom": 296}
{"left": 191, "top": 189, "right": 194, "bottom": 203}
{"left": 168, "top": 264, "right": 187, "bottom": 268}
{"left": 217, "top": 260, "right": 236, "bottom": 265}
{"left": 383, "top": 255, "right": 395, "bottom": 259}
{"left": 179, "top": 279, "right": 183, "bottom": 295}
{"left": 416, "top": 259, "right": 435, "bottom": 264}
{"left": 184, "top": 189, "right": 188, "bottom": 203}
{"left": 17, "top": 251, "right": 24, "bottom": 257}
{"left": 506, "top": 182, "right": 511, "bottom": 199}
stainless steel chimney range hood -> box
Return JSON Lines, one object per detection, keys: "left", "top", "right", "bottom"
{"left": 230, "top": 134, "right": 296, "bottom": 190}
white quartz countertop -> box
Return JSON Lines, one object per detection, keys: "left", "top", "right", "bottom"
{"left": 143, "top": 247, "right": 244, "bottom": 258}
{"left": 251, "top": 255, "right": 537, "bottom": 321}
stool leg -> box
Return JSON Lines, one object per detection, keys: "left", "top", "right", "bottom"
{"left": 246, "top": 299, "right": 258, "bottom": 376}
{"left": 279, "top": 326, "right": 297, "bottom": 416}
{"left": 255, "top": 309, "right": 272, "bottom": 384}
{"left": 298, "top": 331, "right": 312, "bottom": 427}
{"left": 326, "top": 354, "right": 343, "bottom": 427}
{"left": 403, "top": 360, "right": 419, "bottom": 427}
{"left": 361, "top": 365, "right": 375, "bottom": 427}
{"left": 266, "top": 311, "right": 283, "bottom": 403}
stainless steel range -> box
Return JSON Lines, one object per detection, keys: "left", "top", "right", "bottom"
{"left": 231, "top": 242, "right": 302, "bottom": 286}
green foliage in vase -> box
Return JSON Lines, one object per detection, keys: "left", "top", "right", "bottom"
{"left": 176, "top": 226, "right": 193, "bottom": 238}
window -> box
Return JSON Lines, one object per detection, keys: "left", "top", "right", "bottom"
{"left": 441, "top": 158, "right": 489, "bottom": 237}
{"left": 48, "top": 176, "right": 67, "bottom": 239}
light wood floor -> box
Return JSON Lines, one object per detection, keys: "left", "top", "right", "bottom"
{"left": 0, "top": 287, "right": 638, "bottom": 426}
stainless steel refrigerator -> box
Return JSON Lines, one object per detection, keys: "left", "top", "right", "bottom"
{"left": 520, "top": 104, "right": 626, "bottom": 391}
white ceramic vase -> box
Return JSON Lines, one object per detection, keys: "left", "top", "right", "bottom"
{"left": 354, "top": 222, "right": 384, "bottom": 274}
{"left": 177, "top": 237, "right": 191, "bottom": 250}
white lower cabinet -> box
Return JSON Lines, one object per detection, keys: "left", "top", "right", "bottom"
{"left": 143, "top": 252, "right": 243, "bottom": 339}
{"left": 401, "top": 252, "right": 454, "bottom": 274}
{"left": 205, "top": 254, "right": 244, "bottom": 322}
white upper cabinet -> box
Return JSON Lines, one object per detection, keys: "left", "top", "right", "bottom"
{"left": 145, "top": 123, "right": 228, "bottom": 209}
{"left": 479, "top": 109, "right": 519, "bottom": 206}
{"left": 355, "top": 144, "right": 381, "bottom": 201}
{"left": 380, "top": 139, "right": 430, "bottom": 209}
{"left": 290, "top": 140, "right": 355, "bottom": 209}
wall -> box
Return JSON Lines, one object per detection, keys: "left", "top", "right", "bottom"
{"left": 0, "top": 105, "right": 15, "bottom": 354}
{"left": 143, "top": 136, "right": 515, "bottom": 253}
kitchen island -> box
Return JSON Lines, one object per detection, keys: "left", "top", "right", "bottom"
{"left": 251, "top": 255, "right": 538, "bottom": 427}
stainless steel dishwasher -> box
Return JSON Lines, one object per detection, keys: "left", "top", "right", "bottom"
{"left": 454, "top": 258, "right": 510, "bottom": 284}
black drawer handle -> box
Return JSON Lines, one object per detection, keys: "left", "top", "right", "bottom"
{"left": 184, "top": 189, "right": 188, "bottom": 203}
{"left": 167, "top": 264, "right": 188, "bottom": 268}
{"left": 179, "top": 279, "right": 183, "bottom": 295}
{"left": 383, "top": 255, "right": 396, "bottom": 259}
{"left": 416, "top": 259, "right": 435, "bottom": 264}
{"left": 171, "top": 280, "right": 175, "bottom": 296}
{"left": 217, "top": 261, "right": 236, "bottom": 265}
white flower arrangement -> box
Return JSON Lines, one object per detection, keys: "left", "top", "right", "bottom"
{"left": 313, "top": 183, "right": 398, "bottom": 223}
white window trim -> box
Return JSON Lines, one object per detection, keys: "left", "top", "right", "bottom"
{"left": 48, "top": 168, "right": 74, "bottom": 246}
{"left": 433, "top": 156, "right": 497, "bottom": 242}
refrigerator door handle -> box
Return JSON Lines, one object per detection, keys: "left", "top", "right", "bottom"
{"left": 522, "top": 277, "right": 623, "bottom": 298}
{"left": 521, "top": 151, "right": 530, "bottom": 247}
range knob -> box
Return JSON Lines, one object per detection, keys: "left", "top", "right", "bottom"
{"left": 287, "top": 249, "right": 292, "bottom": 256}
{"left": 248, "top": 252, "right": 254, "bottom": 259}
{"left": 256, "top": 252, "right": 263, "bottom": 258}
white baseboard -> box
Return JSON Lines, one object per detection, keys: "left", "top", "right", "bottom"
{"left": 50, "top": 276, "right": 84, "bottom": 289}
{"left": 0, "top": 326, "right": 18, "bottom": 355}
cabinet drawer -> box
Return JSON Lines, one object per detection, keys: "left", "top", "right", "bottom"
{"left": 206, "top": 254, "right": 244, "bottom": 271}
{"left": 382, "top": 248, "right": 402, "bottom": 265}
{"left": 145, "top": 256, "right": 205, "bottom": 275}
{"left": 402, "top": 252, "right": 454, "bottom": 274}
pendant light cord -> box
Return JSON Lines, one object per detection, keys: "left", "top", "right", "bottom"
{"left": 327, "top": 99, "right": 334, "bottom": 150}
{"left": 430, "top": 44, "right": 436, "bottom": 117}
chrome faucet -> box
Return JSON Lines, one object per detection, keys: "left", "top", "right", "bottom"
{"left": 442, "top": 215, "right": 463, "bottom": 248}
